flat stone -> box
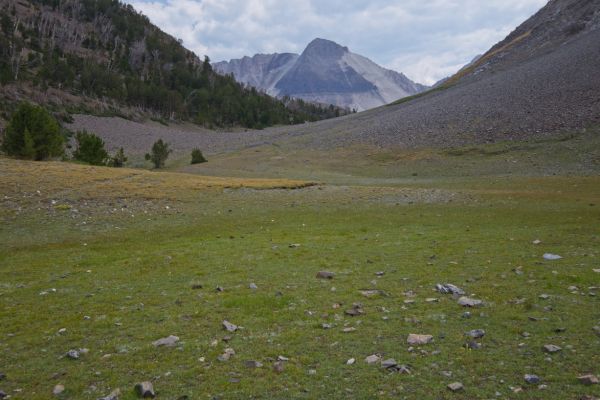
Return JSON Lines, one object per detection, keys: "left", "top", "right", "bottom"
{"left": 532, "top": 239, "right": 542, "bottom": 245}
{"left": 466, "top": 329, "right": 485, "bottom": 339}
{"left": 222, "top": 320, "right": 238, "bottom": 332}
{"left": 543, "top": 253, "right": 562, "bottom": 261}
{"left": 98, "top": 388, "right": 121, "bottom": 400}
{"left": 457, "top": 297, "right": 483, "bottom": 307}
{"left": 244, "top": 360, "right": 263, "bottom": 368}
{"left": 407, "top": 334, "right": 434, "bottom": 345}
{"left": 447, "top": 382, "right": 464, "bottom": 392}
{"left": 524, "top": 374, "right": 540, "bottom": 384}
{"left": 66, "top": 349, "right": 80, "bottom": 359}
{"left": 134, "top": 382, "right": 155, "bottom": 398}
{"left": 53, "top": 384, "right": 65, "bottom": 395}
{"left": 381, "top": 359, "right": 398, "bottom": 369}
{"left": 277, "top": 355, "right": 289, "bottom": 361}
{"left": 249, "top": 283, "right": 258, "bottom": 290}
{"left": 436, "top": 283, "right": 465, "bottom": 295}
{"left": 346, "top": 358, "right": 356, "bottom": 365}
{"left": 345, "top": 307, "right": 363, "bottom": 317}
{"left": 218, "top": 348, "right": 235, "bottom": 362}
{"left": 273, "top": 361, "right": 285, "bottom": 373}
{"left": 316, "top": 271, "right": 335, "bottom": 279}
{"left": 543, "top": 344, "right": 562, "bottom": 353}
{"left": 342, "top": 327, "right": 357, "bottom": 333}
{"left": 578, "top": 374, "right": 599, "bottom": 385}
{"left": 465, "top": 341, "right": 482, "bottom": 350}
{"left": 365, "top": 354, "right": 381, "bottom": 364}
{"left": 360, "top": 289, "right": 387, "bottom": 298}
{"left": 375, "top": 271, "right": 385, "bottom": 276}
{"left": 152, "top": 335, "right": 179, "bottom": 347}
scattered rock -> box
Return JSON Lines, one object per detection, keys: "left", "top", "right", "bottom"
{"left": 532, "top": 239, "right": 542, "bottom": 245}
{"left": 53, "top": 384, "right": 65, "bottom": 395}
{"left": 249, "top": 283, "right": 258, "bottom": 290}
{"left": 152, "top": 335, "right": 179, "bottom": 347}
{"left": 359, "top": 289, "right": 387, "bottom": 298}
{"left": 222, "top": 320, "right": 238, "bottom": 332}
{"left": 322, "top": 323, "right": 332, "bottom": 329}
{"left": 436, "top": 283, "right": 465, "bottom": 295}
{"left": 342, "top": 327, "right": 357, "bottom": 333}
{"left": 447, "top": 382, "right": 464, "bottom": 392}
{"left": 578, "top": 374, "right": 599, "bottom": 385}
{"left": 316, "top": 271, "right": 335, "bottom": 279}
{"left": 66, "top": 349, "right": 80, "bottom": 359}
{"left": 539, "top": 294, "right": 551, "bottom": 300}
{"left": 215, "top": 286, "right": 224, "bottom": 292}
{"left": 346, "top": 358, "right": 355, "bottom": 365}
{"left": 98, "top": 388, "right": 121, "bottom": 400}
{"left": 465, "top": 341, "right": 482, "bottom": 350}
{"left": 218, "top": 348, "right": 235, "bottom": 362}
{"left": 273, "top": 361, "right": 285, "bottom": 373}
{"left": 0, "top": 390, "right": 6, "bottom": 399}
{"left": 244, "top": 360, "right": 263, "bottom": 368}
{"left": 277, "top": 355, "right": 289, "bottom": 361}
{"left": 524, "top": 374, "right": 540, "bottom": 384}
{"left": 375, "top": 271, "right": 385, "bottom": 276}
{"left": 407, "top": 334, "right": 434, "bottom": 345}
{"left": 134, "top": 382, "right": 155, "bottom": 398}
{"left": 543, "top": 344, "right": 562, "bottom": 353}
{"left": 345, "top": 304, "right": 364, "bottom": 316}
{"left": 457, "top": 297, "right": 483, "bottom": 307}
{"left": 466, "top": 329, "right": 485, "bottom": 339}
{"left": 543, "top": 253, "right": 562, "bottom": 261}
{"left": 365, "top": 354, "right": 381, "bottom": 364}
{"left": 289, "top": 243, "right": 301, "bottom": 248}
{"left": 381, "top": 359, "right": 398, "bottom": 369}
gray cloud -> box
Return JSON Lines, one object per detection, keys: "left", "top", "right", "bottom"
{"left": 125, "top": 0, "right": 547, "bottom": 85}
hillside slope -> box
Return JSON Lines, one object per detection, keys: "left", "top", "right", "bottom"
{"left": 215, "top": 38, "right": 427, "bottom": 111}
{"left": 253, "top": 0, "right": 600, "bottom": 149}
{"left": 0, "top": 0, "right": 343, "bottom": 129}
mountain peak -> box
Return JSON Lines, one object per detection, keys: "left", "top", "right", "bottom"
{"left": 303, "top": 38, "right": 349, "bottom": 58}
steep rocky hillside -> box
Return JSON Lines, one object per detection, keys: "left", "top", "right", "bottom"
{"left": 0, "top": 0, "right": 344, "bottom": 129}
{"left": 215, "top": 38, "right": 427, "bottom": 111}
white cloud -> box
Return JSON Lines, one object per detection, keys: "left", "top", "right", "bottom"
{"left": 125, "top": 0, "right": 548, "bottom": 85}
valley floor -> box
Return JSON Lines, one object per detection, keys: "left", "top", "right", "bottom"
{"left": 1, "top": 157, "right": 599, "bottom": 399}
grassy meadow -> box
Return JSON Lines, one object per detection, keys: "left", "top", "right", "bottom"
{"left": 1, "top": 150, "right": 599, "bottom": 399}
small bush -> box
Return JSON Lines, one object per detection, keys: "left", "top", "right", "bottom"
{"left": 73, "top": 130, "right": 108, "bottom": 165}
{"left": 1, "top": 102, "right": 64, "bottom": 160}
{"left": 191, "top": 148, "right": 207, "bottom": 164}
{"left": 145, "top": 139, "right": 172, "bottom": 169}
{"left": 108, "top": 147, "right": 127, "bottom": 168}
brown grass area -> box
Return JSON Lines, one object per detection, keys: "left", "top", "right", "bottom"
{"left": 0, "top": 157, "right": 318, "bottom": 201}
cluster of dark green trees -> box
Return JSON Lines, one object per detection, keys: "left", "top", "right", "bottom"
{"left": 2, "top": 103, "right": 205, "bottom": 169}
{"left": 0, "top": 0, "right": 348, "bottom": 129}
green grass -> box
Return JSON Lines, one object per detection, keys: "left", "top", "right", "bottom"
{"left": 1, "top": 159, "right": 599, "bottom": 399}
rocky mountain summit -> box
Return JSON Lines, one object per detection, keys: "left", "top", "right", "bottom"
{"left": 214, "top": 38, "right": 427, "bottom": 111}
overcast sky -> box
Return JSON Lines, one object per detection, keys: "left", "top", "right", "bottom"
{"left": 124, "top": 0, "right": 548, "bottom": 85}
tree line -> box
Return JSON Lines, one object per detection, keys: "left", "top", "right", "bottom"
{"left": 0, "top": 0, "right": 349, "bottom": 129}
{"left": 2, "top": 102, "right": 203, "bottom": 169}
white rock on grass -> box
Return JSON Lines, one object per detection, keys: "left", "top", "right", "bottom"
{"left": 152, "top": 335, "right": 179, "bottom": 347}
{"left": 222, "top": 320, "right": 238, "bottom": 332}
{"left": 457, "top": 297, "right": 483, "bottom": 307}
{"left": 543, "top": 253, "right": 562, "bottom": 261}
{"left": 364, "top": 354, "right": 381, "bottom": 364}
{"left": 407, "top": 334, "right": 434, "bottom": 345}
{"left": 53, "top": 384, "right": 65, "bottom": 395}
{"left": 134, "top": 381, "right": 155, "bottom": 398}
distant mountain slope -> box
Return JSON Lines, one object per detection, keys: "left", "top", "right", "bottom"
{"left": 0, "top": 0, "right": 344, "bottom": 129}
{"left": 214, "top": 38, "right": 427, "bottom": 111}
{"left": 255, "top": 0, "right": 600, "bottom": 149}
